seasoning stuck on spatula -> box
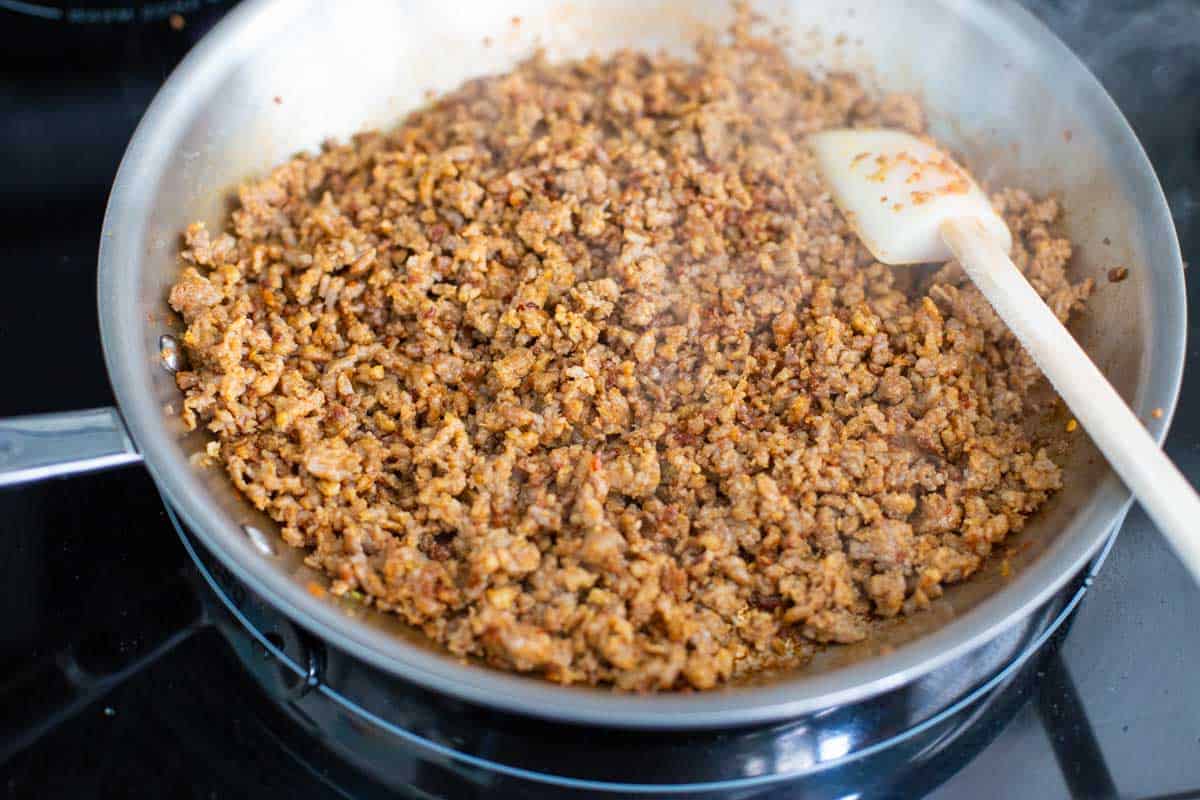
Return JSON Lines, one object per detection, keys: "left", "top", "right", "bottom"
{"left": 809, "top": 127, "right": 1200, "bottom": 588}
{"left": 808, "top": 129, "right": 1012, "bottom": 264}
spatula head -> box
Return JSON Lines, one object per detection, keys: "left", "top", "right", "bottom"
{"left": 808, "top": 129, "right": 1012, "bottom": 265}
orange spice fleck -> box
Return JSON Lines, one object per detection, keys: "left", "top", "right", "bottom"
{"left": 943, "top": 178, "right": 970, "bottom": 194}
{"left": 867, "top": 155, "right": 890, "bottom": 182}
{"left": 1152, "top": 407, "right": 1164, "bottom": 419}
{"left": 307, "top": 581, "right": 327, "bottom": 598}
{"left": 932, "top": 156, "right": 959, "bottom": 175}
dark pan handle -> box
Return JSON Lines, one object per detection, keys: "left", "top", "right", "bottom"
{"left": 0, "top": 407, "right": 143, "bottom": 487}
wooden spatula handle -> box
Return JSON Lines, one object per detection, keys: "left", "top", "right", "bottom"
{"left": 940, "top": 216, "right": 1200, "bottom": 581}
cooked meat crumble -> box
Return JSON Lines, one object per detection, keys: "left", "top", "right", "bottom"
{"left": 168, "top": 20, "right": 1091, "bottom": 690}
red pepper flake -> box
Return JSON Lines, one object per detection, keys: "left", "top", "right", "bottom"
{"left": 1063, "top": 129, "right": 1074, "bottom": 142}
{"left": 273, "top": 95, "right": 283, "bottom": 105}
{"left": 307, "top": 581, "right": 327, "bottom": 599}
{"left": 1107, "top": 266, "right": 1129, "bottom": 283}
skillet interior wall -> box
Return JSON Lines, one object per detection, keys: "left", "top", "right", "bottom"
{"left": 129, "top": 0, "right": 1154, "bottom": 680}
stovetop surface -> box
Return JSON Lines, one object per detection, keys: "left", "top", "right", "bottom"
{"left": 1, "top": 1, "right": 1199, "bottom": 798}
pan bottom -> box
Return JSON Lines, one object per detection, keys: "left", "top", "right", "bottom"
{"left": 173, "top": 502, "right": 1114, "bottom": 797}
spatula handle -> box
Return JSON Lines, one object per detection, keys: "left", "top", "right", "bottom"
{"left": 940, "top": 216, "right": 1200, "bottom": 582}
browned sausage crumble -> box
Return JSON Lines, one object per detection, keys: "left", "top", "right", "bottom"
{"left": 168, "top": 20, "right": 1091, "bottom": 690}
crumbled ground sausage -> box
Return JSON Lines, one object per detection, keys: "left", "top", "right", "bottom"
{"left": 168, "top": 18, "right": 1091, "bottom": 690}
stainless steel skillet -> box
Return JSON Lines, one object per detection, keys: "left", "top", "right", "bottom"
{"left": 0, "top": 0, "right": 1184, "bottom": 729}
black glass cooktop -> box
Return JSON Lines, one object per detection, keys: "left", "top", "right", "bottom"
{"left": 2, "top": 1, "right": 1199, "bottom": 798}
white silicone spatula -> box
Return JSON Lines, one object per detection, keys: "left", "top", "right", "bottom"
{"left": 809, "top": 128, "right": 1200, "bottom": 583}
